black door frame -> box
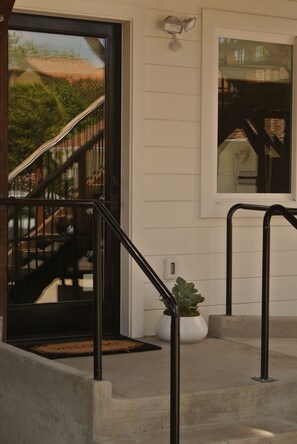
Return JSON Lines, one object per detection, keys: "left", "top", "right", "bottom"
{"left": 7, "top": 13, "right": 122, "bottom": 342}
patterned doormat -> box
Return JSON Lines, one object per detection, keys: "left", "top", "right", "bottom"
{"left": 15, "top": 336, "right": 161, "bottom": 359}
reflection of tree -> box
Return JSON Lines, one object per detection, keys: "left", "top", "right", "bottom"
{"left": 8, "top": 33, "right": 105, "bottom": 172}
{"left": 71, "top": 77, "right": 104, "bottom": 108}
{"left": 8, "top": 82, "right": 66, "bottom": 171}
{"left": 44, "top": 77, "right": 104, "bottom": 118}
{"left": 43, "top": 78, "right": 85, "bottom": 122}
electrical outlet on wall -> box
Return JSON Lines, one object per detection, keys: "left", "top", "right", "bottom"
{"left": 164, "top": 257, "right": 179, "bottom": 280}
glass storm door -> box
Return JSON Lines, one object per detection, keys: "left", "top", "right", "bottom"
{"left": 7, "top": 14, "right": 121, "bottom": 341}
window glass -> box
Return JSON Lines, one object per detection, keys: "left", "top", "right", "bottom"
{"left": 217, "top": 38, "right": 292, "bottom": 193}
{"left": 8, "top": 30, "right": 105, "bottom": 172}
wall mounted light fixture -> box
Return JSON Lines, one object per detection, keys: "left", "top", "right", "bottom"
{"left": 0, "top": 15, "right": 4, "bottom": 22}
{"left": 163, "top": 16, "right": 196, "bottom": 51}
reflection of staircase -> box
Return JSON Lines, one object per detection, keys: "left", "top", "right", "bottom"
{"left": 218, "top": 79, "right": 290, "bottom": 146}
{"left": 8, "top": 96, "right": 105, "bottom": 305}
{"left": 218, "top": 79, "right": 291, "bottom": 192}
{"left": 9, "top": 232, "right": 92, "bottom": 304}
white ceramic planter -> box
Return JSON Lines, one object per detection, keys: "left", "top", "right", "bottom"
{"left": 155, "top": 314, "right": 208, "bottom": 344}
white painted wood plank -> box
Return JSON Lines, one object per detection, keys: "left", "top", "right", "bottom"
{"left": 145, "top": 64, "right": 200, "bottom": 95}
{"left": 144, "top": 202, "right": 289, "bottom": 228}
{"left": 145, "top": 37, "right": 201, "bottom": 68}
{"left": 144, "top": 225, "right": 297, "bottom": 255}
{"left": 145, "top": 92, "right": 200, "bottom": 121}
{"left": 145, "top": 119, "right": 199, "bottom": 147}
{"left": 145, "top": 147, "right": 199, "bottom": 175}
{"left": 233, "top": 251, "right": 297, "bottom": 278}
{"left": 145, "top": 174, "right": 199, "bottom": 201}
{"left": 145, "top": 253, "right": 226, "bottom": 281}
{"left": 144, "top": 226, "right": 226, "bottom": 255}
{"left": 145, "top": 250, "right": 297, "bottom": 282}
{"left": 144, "top": 310, "right": 164, "bottom": 336}
{"left": 144, "top": 201, "right": 208, "bottom": 228}
{"left": 270, "top": 300, "right": 297, "bottom": 316}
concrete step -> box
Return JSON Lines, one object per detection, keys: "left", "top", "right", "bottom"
{"left": 208, "top": 315, "right": 297, "bottom": 339}
{"left": 91, "top": 334, "right": 297, "bottom": 442}
{"left": 3, "top": 335, "right": 297, "bottom": 444}
{"left": 57, "top": 335, "right": 297, "bottom": 442}
{"left": 93, "top": 416, "right": 297, "bottom": 443}
{"left": 96, "top": 378, "right": 297, "bottom": 439}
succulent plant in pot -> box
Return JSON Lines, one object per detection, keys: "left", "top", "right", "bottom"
{"left": 162, "top": 276, "right": 205, "bottom": 317}
{"left": 156, "top": 277, "right": 208, "bottom": 343}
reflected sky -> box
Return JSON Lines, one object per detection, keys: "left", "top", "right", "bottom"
{"left": 12, "top": 30, "right": 105, "bottom": 67}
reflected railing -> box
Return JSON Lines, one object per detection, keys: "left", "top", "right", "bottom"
{"left": 9, "top": 95, "right": 105, "bottom": 200}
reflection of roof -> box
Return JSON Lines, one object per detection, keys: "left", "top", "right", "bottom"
{"left": 27, "top": 57, "right": 104, "bottom": 81}
{"left": 229, "top": 118, "right": 285, "bottom": 142}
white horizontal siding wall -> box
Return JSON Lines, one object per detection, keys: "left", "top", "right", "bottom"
{"left": 12, "top": 0, "right": 297, "bottom": 336}
{"left": 142, "top": 1, "right": 297, "bottom": 335}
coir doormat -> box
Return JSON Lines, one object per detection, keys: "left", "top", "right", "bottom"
{"left": 15, "top": 336, "right": 161, "bottom": 359}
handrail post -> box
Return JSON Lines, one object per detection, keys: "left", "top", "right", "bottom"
{"left": 252, "top": 208, "right": 277, "bottom": 383}
{"left": 93, "top": 209, "right": 103, "bottom": 381}
{"left": 226, "top": 209, "right": 233, "bottom": 315}
{"left": 93, "top": 201, "right": 181, "bottom": 443}
{"left": 261, "top": 213, "right": 271, "bottom": 380}
{"left": 170, "top": 312, "right": 180, "bottom": 444}
{"left": 226, "top": 203, "right": 247, "bottom": 316}
{"left": 226, "top": 204, "right": 272, "bottom": 317}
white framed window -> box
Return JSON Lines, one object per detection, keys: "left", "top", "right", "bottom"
{"left": 201, "top": 9, "right": 297, "bottom": 217}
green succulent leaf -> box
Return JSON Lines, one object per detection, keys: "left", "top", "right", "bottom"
{"left": 161, "top": 276, "right": 205, "bottom": 317}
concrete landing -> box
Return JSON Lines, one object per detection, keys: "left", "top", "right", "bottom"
{"left": 2, "top": 329, "right": 297, "bottom": 443}
{"left": 57, "top": 335, "right": 297, "bottom": 443}
{"left": 58, "top": 336, "right": 297, "bottom": 398}
{"left": 55, "top": 315, "right": 297, "bottom": 443}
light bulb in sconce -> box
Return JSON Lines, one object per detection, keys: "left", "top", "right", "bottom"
{"left": 169, "top": 35, "right": 183, "bottom": 52}
{"left": 183, "top": 17, "right": 196, "bottom": 32}
{"left": 163, "top": 16, "right": 183, "bottom": 34}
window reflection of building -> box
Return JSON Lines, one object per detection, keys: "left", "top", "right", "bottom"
{"left": 217, "top": 38, "right": 292, "bottom": 194}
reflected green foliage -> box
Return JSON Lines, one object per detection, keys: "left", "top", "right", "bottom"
{"left": 8, "top": 32, "right": 105, "bottom": 172}
{"left": 44, "top": 78, "right": 85, "bottom": 122}
{"left": 8, "top": 82, "right": 66, "bottom": 170}
{"left": 72, "top": 78, "right": 105, "bottom": 108}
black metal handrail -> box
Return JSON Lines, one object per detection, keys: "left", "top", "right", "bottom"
{"left": 226, "top": 203, "right": 297, "bottom": 381}
{"left": 226, "top": 203, "right": 272, "bottom": 316}
{"left": 0, "top": 197, "right": 180, "bottom": 444}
